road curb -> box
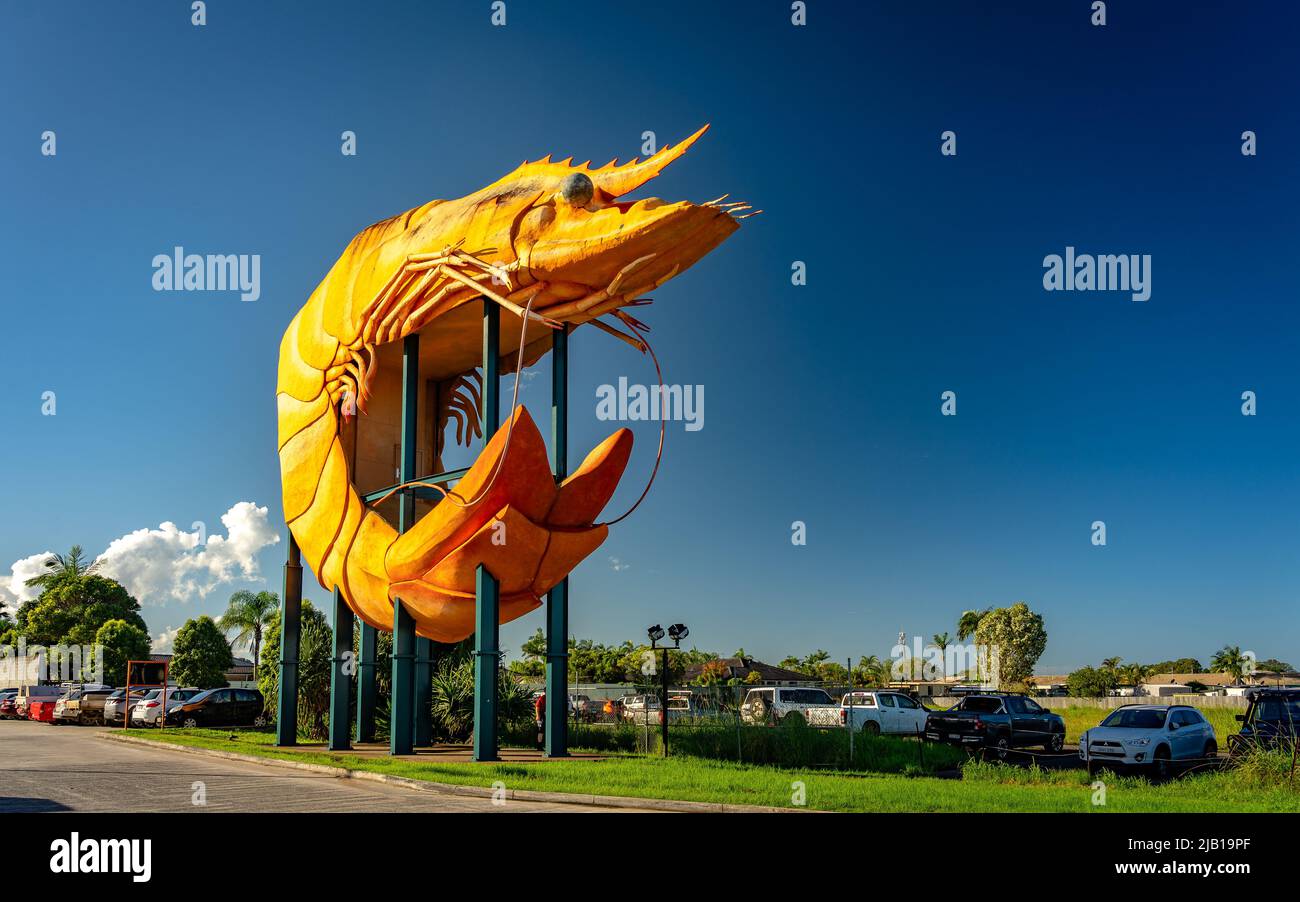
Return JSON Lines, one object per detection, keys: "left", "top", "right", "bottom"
{"left": 96, "top": 733, "right": 803, "bottom": 814}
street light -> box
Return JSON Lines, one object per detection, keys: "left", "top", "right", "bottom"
{"left": 647, "top": 621, "right": 688, "bottom": 757}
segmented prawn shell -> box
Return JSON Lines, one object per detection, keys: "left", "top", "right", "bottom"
{"left": 277, "top": 127, "right": 742, "bottom": 641}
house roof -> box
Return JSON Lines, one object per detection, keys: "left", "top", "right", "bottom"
{"left": 1143, "top": 672, "right": 1254, "bottom": 687}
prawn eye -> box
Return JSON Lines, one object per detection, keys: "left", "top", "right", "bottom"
{"left": 559, "top": 172, "right": 594, "bottom": 207}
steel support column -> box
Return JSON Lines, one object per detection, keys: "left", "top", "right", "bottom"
{"left": 472, "top": 299, "right": 501, "bottom": 761}
{"left": 545, "top": 326, "right": 570, "bottom": 757}
{"left": 275, "top": 535, "right": 302, "bottom": 746}
{"left": 414, "top": 637, "right": 433, "bottom": 746}
{"left": 327, "top": 588, "right": 353, "bottom": 750}
{"left": 473, "top": 563, "right": 499, "bottom": 761}
{"left": 356, "top": 622, "right": 377, "bottom": 742}
{"left": 390, "top": 332, "right": 420, "bottom": 756}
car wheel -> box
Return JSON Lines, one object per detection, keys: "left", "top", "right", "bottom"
{"left": 182, "top": 716, "right": 199, "bottom": 729}
{"left": 1203, "top": 739, "right": 1217, "bottom": 762}
{"left": 862, "top": 720, "right": 881, "bottom": 737}
{"left": 253, "top": 714, "right": 268, "bottom": 727}
{"left": 989, "top": 737, "right": 1010, "bottom": 762}
{"left": 1151, "top": 746, "right": 1171, "bottom": 780}
{"left": 1044, "top": 732, "right": 1064, "bottom": 753}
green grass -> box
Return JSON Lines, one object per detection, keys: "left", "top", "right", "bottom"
{"left": 118, "top": 727, "right": 1300, "bottom": 812}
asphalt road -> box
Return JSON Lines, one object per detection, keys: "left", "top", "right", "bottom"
{"left": 0, "top": 720, "right": 631, "bottom": 813}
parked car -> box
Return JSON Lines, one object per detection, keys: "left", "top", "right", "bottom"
{"left": 620, "top": 694, "right": 662, "bottom": 722}
{"left": 164, "top": 687, "right": 268, "bottom": 728}
{"left": 925, "top": 692, "right": 1066, "bottom": 758}
{"left": 102, "top": 688, "right": 150, "bottom": 725}
{"left": 1080, "top": 704, "right": 1217, "bottom": 778}
{"left": 1229, "top": 688, "right": 1300, "bottom": 755}
{"left": 52, "top": 689, "right": 83, "bottom": 724}
{"left": 739, "top": 687, "right": 837, "bottom": 726}
{"left": 806, "top": 690, "right": 931, "bottom": 735}
{"left": 54, "top": 687, "right": 115, "bottom": 725}
{"left": 131, "top": 687, "right": 201, "bottom": 727}
{"left": 0, "top": 690, "right": 18, "bottom": 719}
{"left": 15, "top": 684, "right": 66, "bottom": 720}
{"left": 73, "top": 688, "right": 117, "bottom": 725}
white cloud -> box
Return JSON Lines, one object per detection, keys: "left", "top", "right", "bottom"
{"left": 93, "top": 502, "right": 280, "bottom": 605}
{"left": 152, "top": 626, "right": 181, "bottom": 654}
{"left": 0, "top": 551, "right": 58, "bottom": 612}
{"left": 609, "top": 556, "right": 631, "bottom": 573}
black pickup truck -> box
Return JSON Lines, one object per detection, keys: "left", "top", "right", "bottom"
{"left": 925, "top": 693, "right": 1066, "bottom": 759}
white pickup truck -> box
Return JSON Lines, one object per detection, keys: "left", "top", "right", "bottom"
{"left": 805, "top": 690, "right": 931, "bottom": 735}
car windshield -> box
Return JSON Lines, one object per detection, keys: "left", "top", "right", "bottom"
{"left": 186, "top": 689, "right": 216, "bottom": 704}
{"left": 1102, "top": 708, "right": 1167, "bottom": 729}
{"left": 962, "top": 697, "right": 1004, "bottom": 714}
{"left": 1253, "top": 697, "right": 1300, "bottom": 722}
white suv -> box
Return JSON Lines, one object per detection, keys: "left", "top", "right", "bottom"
{"left": 1079, "top": 704, "right": 1217, "bottom": 778}
{"left": 740, "top": 687, "right": 836, "bottom": 726}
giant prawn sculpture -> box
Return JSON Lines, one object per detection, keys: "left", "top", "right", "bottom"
{"left": 277, "top": 126, "right": 750, "bottom": 642}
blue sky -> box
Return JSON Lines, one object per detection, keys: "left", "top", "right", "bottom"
{"left": 1, "top": 1, "right": 1296, "bottom": 672}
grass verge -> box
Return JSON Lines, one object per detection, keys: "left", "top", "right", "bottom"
{"left": 117, "top": 728, "right": 1300, "bottom": 813}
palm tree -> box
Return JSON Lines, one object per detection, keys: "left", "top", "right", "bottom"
{"left": 218, "top": 590, "right": 279, "bottom": 680}
{"left": 24, "top": 545, "right": 101, "bottom": 590}
{"left": 932, "top": 632, "right": 951, "bottom": 680}
{"left": 1101, "top": 656, "right": 1122, "bottom": 673}
{"left": 956, "top": 608, "right": 990, "bottom": 641}
{"left": 1210, "top": 645, "right": 1248, "bottom": 683}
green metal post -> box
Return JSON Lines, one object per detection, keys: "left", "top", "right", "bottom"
{"left": 356, "top": 623, "right": 377, "bottom": 742}
{"left": 473, "top": 564, "right": 499, "bottom": 761}
{"left": 414, "top": 637, "right": 433, "bottom": 746}
{"left": 275, "top": 535, "right": 302, "bottom": 746}
{"left": 545, "top": 327, "right": 569, "bottom": 757}
{"left": 328, "top": 588, "right": 353, "bottom": 750}
{"left": 390, "top": 332, "right": 420, "bottom": 756}
{"left": 473, "top": 298, "right": 501, "bottom": 762}
{"left": 391, "top": 602, "right": 415, "bottom": 755}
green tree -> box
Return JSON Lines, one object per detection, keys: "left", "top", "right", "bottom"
{"left": 93, "top": 619, "right": 151, "bottom": 686}
{"left": 853, "top": 655, "right": 889, "bottom": 687}
{"left": 957, "top": 608, "right": 991, "bottom": 641}
{"left": 1255, "top": 658, "right": 1295, "bottom": 674}
{"left": 1118, "top": 662, "right": 1149, "bottom": 687}
{"left": 932, "top": 632, "right": 951, "bottom": 679}
{"left": 974, "top": 603, "right": 1047, "bottom": 687}
{"left": 23, "top": 545, "right": 102, "bottom": 592}
{"left": 1210, "top": 645, "right": 1248, "bottom": 681}
{"left": 1101, "top": 656, "right": 1123, "bottom": 672}
{"left": 259, "top": 602, "right": 333, "bottom": 738}
{"left": 171, "top": 616, "right": 234, "bottom": 689}
{"left": 1149, "top": 658, "right": 1203, "bottom": 674}
{"left": 17, "top": 573, "right": 147, "bottom": 647}
{"left": 217, "top": 590, "right": 278, "bottom": 681}
{"left": 1066, "top": 665, "right": 1118, "bottom": 698}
